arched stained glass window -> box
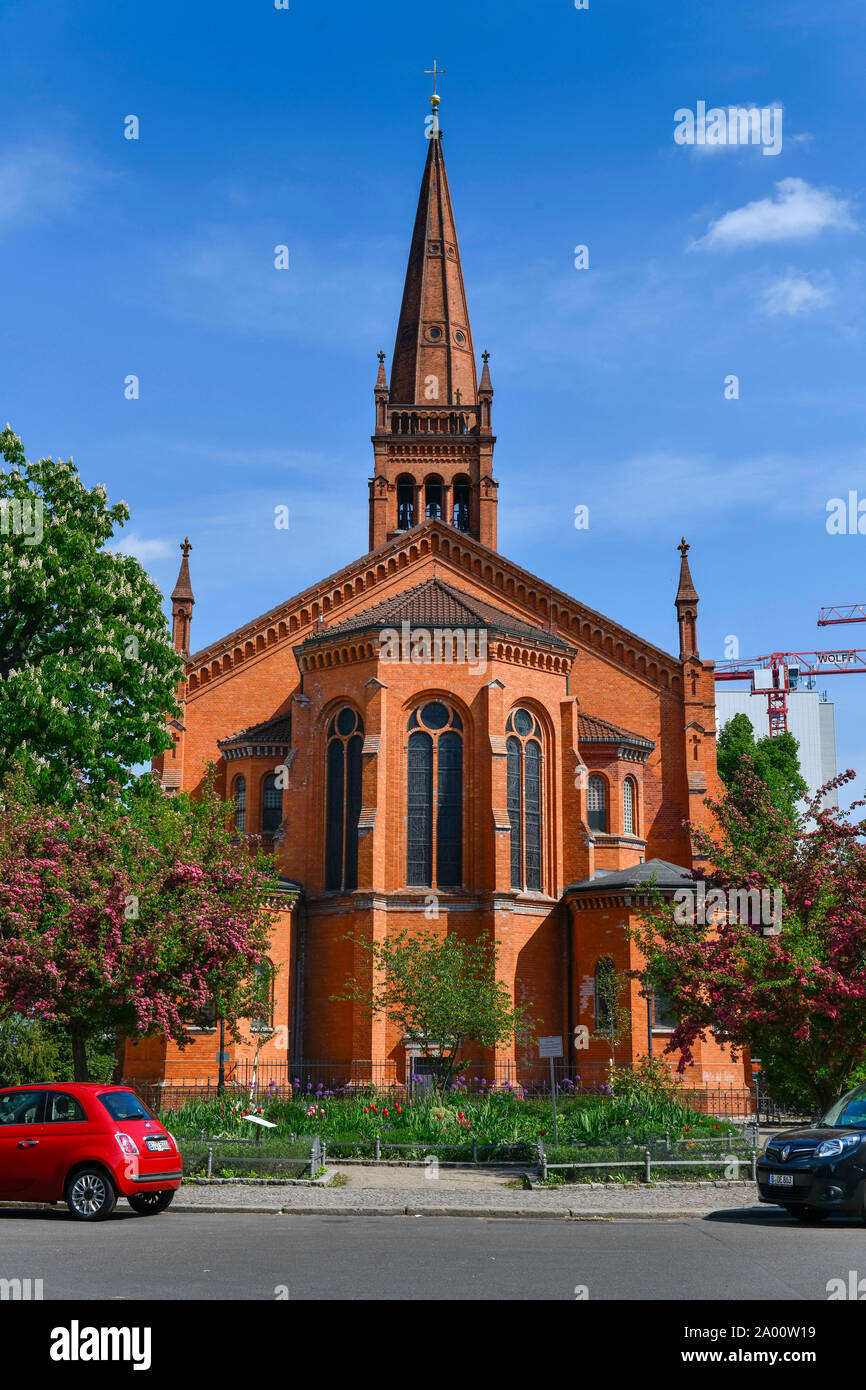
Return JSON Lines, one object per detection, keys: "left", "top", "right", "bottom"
{"left": 594, "top": 955, "right": 616, "bottom": 1030}
{"left": 262, "top": 773, "right": 283, "bottom": 833}
{"left": 233, "top": 775, "right": 246, "bottom": 832}
{"left": 524, "top": 739, "right": 542, "bottom": 890}
{"left": 506, "top": 737, "right": 522, "bottom": 888}
{"left": 587, "top": 775, "right": 607, "bottom": 833}
{"left": 506, "top": 709, "right": 544, "bottom": 892}
{"left": 623, "top": 776, "right": 636, "bottom": 835}
{"left": 406, "top": 702, "right": 463, "bottom": 888}
{"left": 251, "top": 958, "right": 275, "bottom": 1033}
{"left": 325, "top": 707, "right": 364, "bottom": 891}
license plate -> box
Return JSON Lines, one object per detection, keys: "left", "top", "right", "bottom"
{"left": 768, "top": 1173, "right": 794, "bottom": 1186}
{"left": 146, "top": 1138, "right": 171, "bottom": 1152}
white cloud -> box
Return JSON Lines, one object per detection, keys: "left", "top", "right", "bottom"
{"left": 0, "top": 141, "right": 110, "bottom": 233}
{"left": 692, "top": 178, "right": 856, "bottom": 251}
{"left": 758, "top": 273, "right": 833, "bottom": 316}
{"left": 108, "top": 532, "right": 175, "bottom": 561}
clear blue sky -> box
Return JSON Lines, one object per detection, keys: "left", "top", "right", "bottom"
{"left": 2, "top": 0, "right": 864, "bottom": 792}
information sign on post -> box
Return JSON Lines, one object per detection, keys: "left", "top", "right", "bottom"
{"left": 538, "top": 1037, "right": 563, "bottom": 1147}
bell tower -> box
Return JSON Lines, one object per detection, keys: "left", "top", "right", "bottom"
{"left": 369, "top": 80, "right": 497, "bottom": 552}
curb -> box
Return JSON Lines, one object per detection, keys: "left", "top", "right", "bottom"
{"left": 183, "top": 1169, "right": 336, "bottom": 1187}
{"left": 169, "top": 1201, "right": 775, "bottom": 1221}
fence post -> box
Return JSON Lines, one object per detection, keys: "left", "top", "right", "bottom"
{"left": 664, "top": 1130, "right": 670, "bottom": 1154}
{"left": 322, "top": 1139, "right": 327, "bottom": 1166}
{"left": 206, "top": 1145, "right": 213, "bottom": 1179}
{"left": 750, "top": 1151, "right": 757, "bottom": 1182}
{"left": 537, "top": 1137, "right": 547, "bottom": 1182}
{"left": 309, "top": 1134, "right": 320, "bottom": 1180}
{"left": 472, "top": 1137, "right": 478, "bottom": 1163}
{"left": 643, "top": 1149, "right": 651, "bottom": 1183}
{"left": 375, "top": 1134, "right": 381, "bottom": 1162}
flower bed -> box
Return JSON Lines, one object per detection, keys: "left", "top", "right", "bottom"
{"left": 160, "top": 1084, "right": 742, "bottom": 1155}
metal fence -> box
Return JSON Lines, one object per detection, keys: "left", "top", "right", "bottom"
{"left": 131, "top": 1058, "right": 817, "bottom": 1128}
{"left": 137, "top": 1068, "right": 761, "bottom": 1122}
{"left": 752, "top": 1074, "right": 812, "bottom": 1127}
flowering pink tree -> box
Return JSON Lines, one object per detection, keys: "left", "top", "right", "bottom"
{"left": 0, "top": 770, "right": 277, "bottom": 1079}
{"left": 632, "top": 761, "right": 866, "bottom": 1111}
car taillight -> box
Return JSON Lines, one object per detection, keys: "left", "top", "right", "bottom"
{"left": 167, "top": 1131, "right": 177, "bottom": 1149}
{"left": 115, "top": 1132, "right": 139, "bottom": 1156}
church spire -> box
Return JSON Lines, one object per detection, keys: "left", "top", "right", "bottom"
{"left": 675, "top": 537, "right": 699, "bottom": 660}
{"left": 369, "top": 87, "right": 497, "bottom": 553}
{"left": 388, "top": 91, "right": 478, "bottom": 409}
{"left": 171, "top": 537, "right": 195, "bottom": 656}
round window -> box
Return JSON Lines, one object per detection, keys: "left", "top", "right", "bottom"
{"left": 455, "top": 331, "right": 465, "bottom": 344}
{"left": 420, "top": 701, "right": 449, "bottom": 730}
{"left": 428, "top": 326, "right": 442, "bottom": 340}
{"left": 336, "top": 707, "right": 357, "bottom": 736}
{"left": 513, "top": 708, "right": 533, "bottom": 736}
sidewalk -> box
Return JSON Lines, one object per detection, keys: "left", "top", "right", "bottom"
{"left": 174, "top": 1162, "right": 775, "bottom": 1220}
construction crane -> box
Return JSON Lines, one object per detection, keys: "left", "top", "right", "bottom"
{"left": 714, "top": 649, "right": 866, "bottom": 737}
{"left": 818, "top": 604, "right": 866, "bottom": 626}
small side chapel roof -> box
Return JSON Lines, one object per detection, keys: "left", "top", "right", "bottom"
{"left": 218, "top": 713, "right": 292, "bottom": 751}
{"left": 564, "top": 858, "right": 696, "bottom": 895}
{"left": 577, "top": 712, "right": 655, "bottom": 751}
{"left": 297, "top": 576, "right": 571, "bottom": 652}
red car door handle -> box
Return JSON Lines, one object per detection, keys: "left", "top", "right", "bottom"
{"left": 17, "top": 1140, "right": 39, "bottom": 1148}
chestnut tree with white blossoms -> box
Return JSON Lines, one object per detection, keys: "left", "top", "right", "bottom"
{"left": 0, "top": 426, "right": 183, "bottom": 803}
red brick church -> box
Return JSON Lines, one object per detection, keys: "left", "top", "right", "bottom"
{"left": 121, "top": 99, "right": 749, "bottom": 1093}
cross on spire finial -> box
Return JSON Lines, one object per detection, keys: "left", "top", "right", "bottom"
{"left": 482, "top": 350, "right": 490, "bottom": 364}
{"left": 377, "top": 350, "right": 385, "bottom": 364}
{"left": 678, "top": 537, "right": 689, "bottom": 559}
{"left": 425, "top": 59, "right": 446, "bottom": 98}
{"left": 180, "top": 537, "right": 192, "bottom": 557}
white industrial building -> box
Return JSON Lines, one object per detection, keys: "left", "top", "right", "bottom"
{"left": 715, "top": 687, "right": 838, "bottom": 809}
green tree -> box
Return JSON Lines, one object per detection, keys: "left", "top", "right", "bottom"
{"left": 335, "top": 931, "right": 535, "bottom": 1088}
{"left": 0, "top": 1016, "right": 114, "bottom": 1087}
{"left": 0, "top": 426, "right": 183, "bottom": 803}
{"left": 717, "top": 712, "right": 807, "bottom": 822}
{"left": 592, "top": 956, "right": 632, "bottom": 1069}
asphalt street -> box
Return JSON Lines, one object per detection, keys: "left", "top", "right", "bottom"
{"left": 1, "top": 1206, "right": 863, "bottom": 1300}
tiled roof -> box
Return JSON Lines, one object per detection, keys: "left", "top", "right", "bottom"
{"left": 565, "top": 858, "right": 695, "bottom": 894}
{"left": 218, "top": 713, "right": 292, "bottom": 749}
{"left": 300, "top": 578, "right": 571, "bottom": 650}
{"left": 578, "top": 712, "right": 654, "bottom": 749}
{"left": 188, "top": 518, "right": 681, "bottom": 678}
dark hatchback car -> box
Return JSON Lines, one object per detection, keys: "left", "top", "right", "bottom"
{"left": 757, "top": 1081, "right": 866, "bottom": 1222}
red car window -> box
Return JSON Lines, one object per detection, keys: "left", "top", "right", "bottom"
{"left": 0, "top": 1091, "right": 44, "bottom": 1125}
{"left": 44, "top": 1092, "right": 88, "bottom": 1123}
{"left": 97, "top": 1091, "right": 155, "bottom": 1123}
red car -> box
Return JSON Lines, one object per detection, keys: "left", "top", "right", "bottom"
{"left": 0, "top": 1083, "right": 182, "bottom": 1220}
